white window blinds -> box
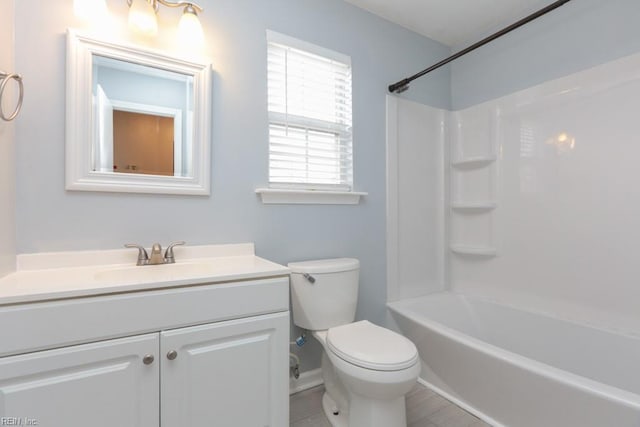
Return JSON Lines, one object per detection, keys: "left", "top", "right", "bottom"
{"left": 267, "top": 32, "right": 353, "bottom": 191}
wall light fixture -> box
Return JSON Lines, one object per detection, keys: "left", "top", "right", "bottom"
{"left": 127, "top": 0, "right": 204, "bottom": 46}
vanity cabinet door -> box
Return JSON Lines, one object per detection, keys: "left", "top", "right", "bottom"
{"left": 0, "top": 334, "right": 159, "bottom": 427}
{"left": 160, "top": 311, "right": 289, "bottom": 427}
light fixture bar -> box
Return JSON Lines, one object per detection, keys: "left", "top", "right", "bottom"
{"left": 127, "top": 0, "right": 203, "bottom": 13}
{"left": 156, "top": 0, "right": 203, "bottom": 13}
{"left": 126, "top": 0, "right": 205, "bottom": 45}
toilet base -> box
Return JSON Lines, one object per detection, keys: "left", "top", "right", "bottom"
{"left": 347, "top": 394, "right": 407, "bottom": 427}
{"left": 323, "top": 389, "right": 409, "bottom": 427}
{"left": 322, "top": 392, "right": 348, "bottom": 427}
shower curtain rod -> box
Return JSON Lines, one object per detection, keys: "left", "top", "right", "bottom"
{"left": 388, "top": 0, "right": 573, "bottom": 94}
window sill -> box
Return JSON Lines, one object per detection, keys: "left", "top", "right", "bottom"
{"left": 255, "top": 188, "right": 367, "bottom": 205}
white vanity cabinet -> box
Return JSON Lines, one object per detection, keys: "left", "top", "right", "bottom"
{"left": 161, "top": 311, "right": 289, "bottom": 427}
{"left": 0, "top": 334, "right": 160, "bottom": 427}
{"left": 0, "top": 247, "right": 291, "bottom": 427}
{"left": 0, "top": 311, "right": 289, "bottom": 427}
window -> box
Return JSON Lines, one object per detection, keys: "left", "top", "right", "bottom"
{"left": 267, "top": 31, "right": 353, "bottom": 192}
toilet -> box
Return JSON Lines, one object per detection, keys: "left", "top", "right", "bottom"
{"left": 289, "top": 258, "right": 420, "bottom": 427}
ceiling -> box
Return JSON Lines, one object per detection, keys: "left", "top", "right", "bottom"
{"left": 343, "top": 0, "right": 558, "bottom": 47}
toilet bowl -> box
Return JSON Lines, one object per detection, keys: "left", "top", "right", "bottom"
{"left": 315, "top": 322, "right": 420, "bottom": 427}
{"left": 288, "top": 258, "right": 420, "bottom": 427}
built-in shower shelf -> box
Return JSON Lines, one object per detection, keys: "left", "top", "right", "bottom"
{"left": 450, "top": 245, "right": 497, "bottom": 257}
{"left": 451, "top": 156, "right": 496, "bottom": 169}
{"left": 451, "top": 202, "right": 497, "bottom": 211}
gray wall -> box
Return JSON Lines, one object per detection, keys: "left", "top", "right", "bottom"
{"left": 14, "top": 0, "right": 450, "bottom": 371}
{"left": 0, "top": 0, "right": 16, "bottom": 278}
{"left": 451, "top": 0, "right": 640, "bottom": 109}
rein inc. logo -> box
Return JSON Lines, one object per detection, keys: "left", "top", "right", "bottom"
{"left": 1, "top": 418, "right": 38, "bottom": 426}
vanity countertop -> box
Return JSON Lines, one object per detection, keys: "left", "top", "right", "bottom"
{"left": 0, "top": 243, "right": 289, "bottom": 306}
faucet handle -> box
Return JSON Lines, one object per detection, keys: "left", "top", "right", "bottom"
{"left": 125, "top": 243, "right": 149, "bottom": 266}
{"left": 164, "top": 241, "right": 186, "bottom": 264}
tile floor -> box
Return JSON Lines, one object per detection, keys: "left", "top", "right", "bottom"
{"left": 290, "top": 383, "right": 491, "bottom": 427}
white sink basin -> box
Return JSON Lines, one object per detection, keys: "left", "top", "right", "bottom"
{"left": 0, "top": 244, "right": 290, "bottom": 306}
{"left": 94, "top": 262, "right": 220, "bottom": 283}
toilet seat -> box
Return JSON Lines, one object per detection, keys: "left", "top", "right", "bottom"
{"left": 326, "top": 320, "right": 418, "bottom": 371}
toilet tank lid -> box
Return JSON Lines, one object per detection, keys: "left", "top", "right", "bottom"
{"left": 288, "top": 258, "right": 359, "bottom": 274}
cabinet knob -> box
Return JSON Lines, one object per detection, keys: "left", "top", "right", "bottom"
{"left": 167, "top": 350, "right": 178, "bottom": 360}
{"left": 143, "top": 354, "right": 155, "bottom": 365}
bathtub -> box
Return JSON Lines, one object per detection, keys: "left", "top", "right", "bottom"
{"left": 387, "top": 292, "right": 640, "bottom": 427}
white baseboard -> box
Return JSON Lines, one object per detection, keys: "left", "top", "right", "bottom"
{"left": 289, "top": 368, "right": 323, "bottom": 395}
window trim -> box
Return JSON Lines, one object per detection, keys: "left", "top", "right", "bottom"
{"left": 266, "top": 30, "right": 351, "bottom": 67}
{"left": 258, "top": 31, "right": 364, "bottom": 204}
{"left": 255, "top": 188, "right": 367, "bottom": 205}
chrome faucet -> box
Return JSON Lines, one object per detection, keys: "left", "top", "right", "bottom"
{"left": 125, "top": 241, "right": 186, "bottom": 266}
{"left": 148, "top": 243, "right": 164, "bottom": 265}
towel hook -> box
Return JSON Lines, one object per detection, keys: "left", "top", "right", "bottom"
{"left": 0, "top": 71, "right": 24, "bottom": 122}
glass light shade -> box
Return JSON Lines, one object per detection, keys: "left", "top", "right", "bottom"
{"left": 74, "top": 0, "right": 108, "bottom": 22}
{"left": 178, "top": 9, "right": 204, "bottom": 48}
{"left": 128, "top": 0, "right": 158, "bottom": 36}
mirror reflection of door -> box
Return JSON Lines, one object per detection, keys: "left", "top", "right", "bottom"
{"left": 113, "top": 110, "right": 174, "bottom": 176}
{"left": 92, "top": 55, "right": 190, "bottom": 178}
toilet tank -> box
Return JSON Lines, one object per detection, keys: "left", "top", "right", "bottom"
{"left": 288, "top": 258, "right": 359, "bottom": 331}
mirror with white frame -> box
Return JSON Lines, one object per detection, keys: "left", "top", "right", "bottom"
{"left": 66, "top": 29, "right": 212, "bottom": 195}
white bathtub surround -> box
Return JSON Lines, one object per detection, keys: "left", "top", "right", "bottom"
{"left": 449, "top": 50, "right": 640, "bottom": 334}
{"left": 386, "top": 96, "right": 448, "bottom": 302}
{"left": 388, "top": 292, "right": 640, "bottom": 427}
{"left": 388, "top": 50, "right": 640, "bottom": 334}
{"left": 387, "top": 51, "right": 640, "bottom": 426}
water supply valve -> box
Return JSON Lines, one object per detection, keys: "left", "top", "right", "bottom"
{"left": 289, "top": 353, "right": 300, "bottom": 380}
{"left": 291, "top": 364, "right": 300, "bottom": 380}
{"left": 295, "top": 332, "right": 307, "bottom": 347}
